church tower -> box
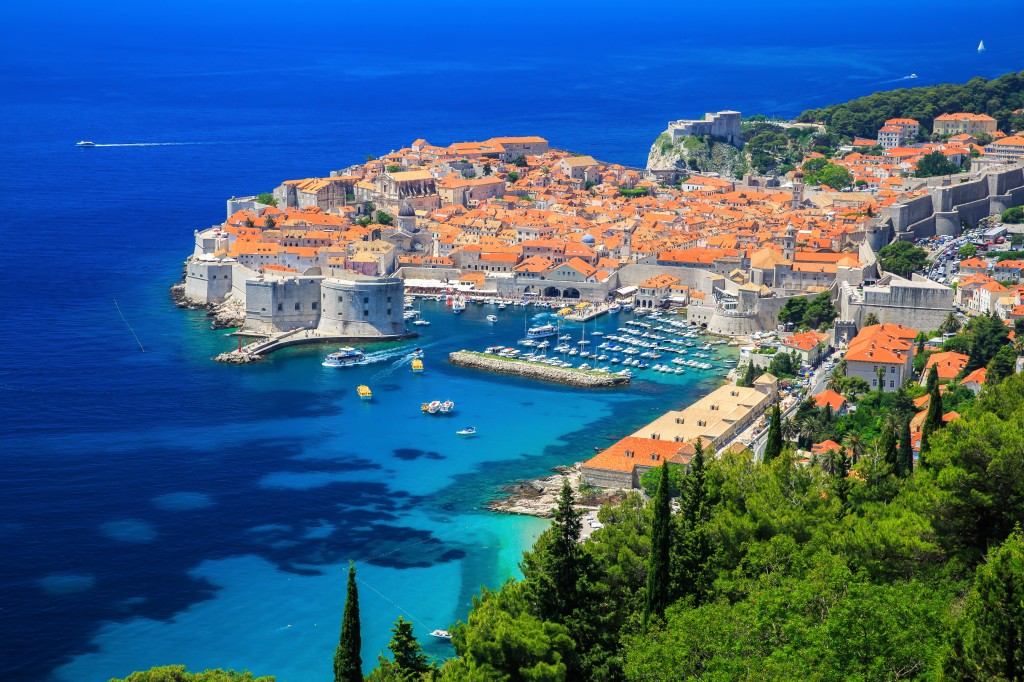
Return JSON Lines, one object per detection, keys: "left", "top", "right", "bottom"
{"left": 791, "top": 170, "right": 804, "bottom": 209}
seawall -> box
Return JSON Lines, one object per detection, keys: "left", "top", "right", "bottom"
{"left": 449, "top": 351, "right": 630, "bottom": 388}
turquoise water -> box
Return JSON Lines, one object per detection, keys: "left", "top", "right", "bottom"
{"left": 31, "top": 297, "right": 729, "bottom": 682}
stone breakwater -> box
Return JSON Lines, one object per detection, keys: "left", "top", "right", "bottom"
{"left": 448, "top": 351, "right": 630, "bottom": 388}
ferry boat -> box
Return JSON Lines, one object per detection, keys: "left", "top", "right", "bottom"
{"left": 322, "top": 347, "right": 365, "bottom": 367}
{"left": 456, "top": 426, "right": 476, "bottom": 436}
{"left": 411, "top": 358, "right": 424, "bottom": 373}
{"left": 76, "top": 140, "right": 96, "bottom": 147}
{"left": 526, "top": 323, "right": 558, "bottom": 339}
{"left": 356, "top": 385, "right": 372, "bottom": 400}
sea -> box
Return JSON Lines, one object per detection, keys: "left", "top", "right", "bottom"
{"left": 1, "top": 2, "right": 1021, "bottom": 679}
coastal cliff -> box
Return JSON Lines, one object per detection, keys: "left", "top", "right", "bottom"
{"left": 647, "top": 132, "right": 746, "bottom": 179}
{"left": 449, "top": 351, "right": 630, "bottom": 387}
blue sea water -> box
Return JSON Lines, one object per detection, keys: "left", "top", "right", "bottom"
{"left": 1, "top": 2, "right": 1022, "bottom": 679}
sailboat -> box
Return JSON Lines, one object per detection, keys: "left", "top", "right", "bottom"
{"left": 978, "top": 40, "right": 985, "bottom": 53}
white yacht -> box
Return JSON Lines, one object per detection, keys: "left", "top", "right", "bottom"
{"left": 322, "top": 347, "right": 365, "bottom": 367}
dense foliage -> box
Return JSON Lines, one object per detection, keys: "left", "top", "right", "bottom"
{"left": 878, "top": 240, "right": 929, "bottom": 278}
{"left": 797, "top": 70, "right": 1024, "bottom": 138}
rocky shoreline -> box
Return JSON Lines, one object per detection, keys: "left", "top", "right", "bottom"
{"left": 169, "top": 283, "right": 246, "bottom": 329}
{"left": 449, "top": 351, "right": 630, "bottom": 388}
{"left": 487, "top": 463, "right": 627, "bottom": 518}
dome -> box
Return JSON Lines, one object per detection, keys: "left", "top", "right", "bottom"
{"left": 581, "top": 233, "right": 596, "bottom": 245}
{"left": 398, "top": 200, "right": 415, "bottom": 217}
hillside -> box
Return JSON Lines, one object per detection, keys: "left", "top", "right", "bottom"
{"left": 797, "top": 70, "right": 1024, "bottom": 139}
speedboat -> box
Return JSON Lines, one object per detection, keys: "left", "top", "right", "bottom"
{"left": 430, "top": 629, "right": 452, "bottom": 640}
{"left": 456, "top": 426, "right": 477, "bottom": 436}
{"left": 76, "top": 141, "right": 96, "bottom": 147}
{"left": 323, "top": 347, "right": 365, "bottom": 367}
{"left": 487, "top": 315, "right": 498, "bottom": 323}
{"left": 357, "top": 385, "right": 372, "bottom": 400}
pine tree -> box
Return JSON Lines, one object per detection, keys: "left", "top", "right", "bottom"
{"left": 763, "top": 402, "right": 783, "bottom": 463}
{"left": 387, "top": 616, "right": 429, "bottom": 679}
{"left": 643, "top": 461, "right": 673, "bottom": 630}
{"left": 899, "top": 415, "right": 914, "bottom": 476}
{"left": 335, "top": 561, "right": 363, "bottom": 682}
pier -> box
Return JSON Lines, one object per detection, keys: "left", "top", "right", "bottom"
{"left": 449, "top": 350, "right": 630, "bottom": 387}
{"left": 215, "top": 329, "right": 417, "bottom": 363}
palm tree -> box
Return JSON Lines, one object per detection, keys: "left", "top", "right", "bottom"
{"left": 844, "top": 433, "right": 865, "bottom": 466}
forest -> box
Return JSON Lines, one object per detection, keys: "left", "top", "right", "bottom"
{"left": 797, "top": 70, "right": 1024, "bottom": 139}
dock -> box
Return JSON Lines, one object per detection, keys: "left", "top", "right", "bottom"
{"left": 215, "top": 328, "right": 417, "bottom": 363}
{"left": 449, "top": 350, "right": 629, "bottom": 387}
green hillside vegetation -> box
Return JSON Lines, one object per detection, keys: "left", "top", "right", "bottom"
{"left": 797, "top": 70, "right": 1024, "bottom": 139}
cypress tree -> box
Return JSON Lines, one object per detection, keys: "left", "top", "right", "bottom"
{"left": 899, "top": 414, "right": 914, "bottom": 476}
{"left": 763, "top": 402, "right": 783, "bottom": 463}
{"left": 335, "top": 561, "right": 362, "bottom": 682}
{"left": 387, "top": 616, "right": 429, "bottom": 678}
{"left": 643, "top": 460, "right": 673, "bottom": 630}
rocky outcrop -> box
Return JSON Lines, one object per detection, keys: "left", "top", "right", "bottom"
{"left": 449, "top": 351, "right": 629, "bottom": 387}
{"left": 169, "top": 283, "right": 245, "bottom": 329}
{"left": 647, "top": 132, "right": 746, "bottom": 179}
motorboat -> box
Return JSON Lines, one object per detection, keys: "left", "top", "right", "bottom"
{"left": 323, "top": 347, "right": 365, "bottom": 367}
{"left": 356, "top": 385, "right": 372, "bottom": 400}
{"left": 76, "top": 140, "right": 96, "bottom": 147}
{"left": 526, "top": 324, "right": 558, "bottom": 339}
{"left": 456, "top": 426, "right": 477, "bottom": 436}
{"left": 430, "top": 629, "right": 453, "bottom": 640}
{"left": 487, "top": 314, "right": 498, "bottom": 323}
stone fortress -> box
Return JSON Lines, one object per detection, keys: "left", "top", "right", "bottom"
{"left": 667, "top": 110, "right": 744, "bottom": 148}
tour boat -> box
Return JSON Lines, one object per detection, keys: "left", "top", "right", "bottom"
{"left": 430, "top": 629, "right": 452, "bottom": 640}
{"left": 323, "top": 347, "right": 365, "bottom": 367}
{"left": 76, "top": 140, "right": 96, "bottom": 147}
{"left": 356, "top": 385, "right": 372, "bottom": 400}
{"left": 411, "top": 359, "right": 424, "bottom": 373}
{"left": 526, "top": 323, "right": 558, "bottom": 339}
{"left": 456, "top": 426, "right": 477, "bottom": 436}
{"left": 487, "top": 314, "right": 498, "bottom": 323}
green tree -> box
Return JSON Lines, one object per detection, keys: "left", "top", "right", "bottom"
{"left": 256, "top": 192, "right": 277, "bottom": 208}
{"left": 966, "top": 312, "right": 1010, "bottom": 372}
{"left": 878, "top": 241, "right": 929, "bottom": 278}
{"left": 643, "top": 462, "right": 673, "bottom": 629}
{"left": 958, "top": 243, "right": 978, "bottom": 259}
{"left": 1001, "top": 206, "right": 1024, "bottom": 223}
{"left": 899, "top": 414, "right": 914, "bottom": 476}
{"left": 915, "top": 151, "right": 961, "bottom": 177}
{"left": 382, "top": 617, "right": 430, "bottom": 680}
{"left": 335, "top": 562, "right": 363, "bottom": 682}
{"left": 108, "top": 667, "right": 274, "bottom": 682}
{"left": 947, "top": 529, "right": 1024, "bottom": 680}
{"left": 763, "top": 402, "right": 783, "bottom": 462}
{"left": 987, "top": 344, "right": 1018, "bottom": 384}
